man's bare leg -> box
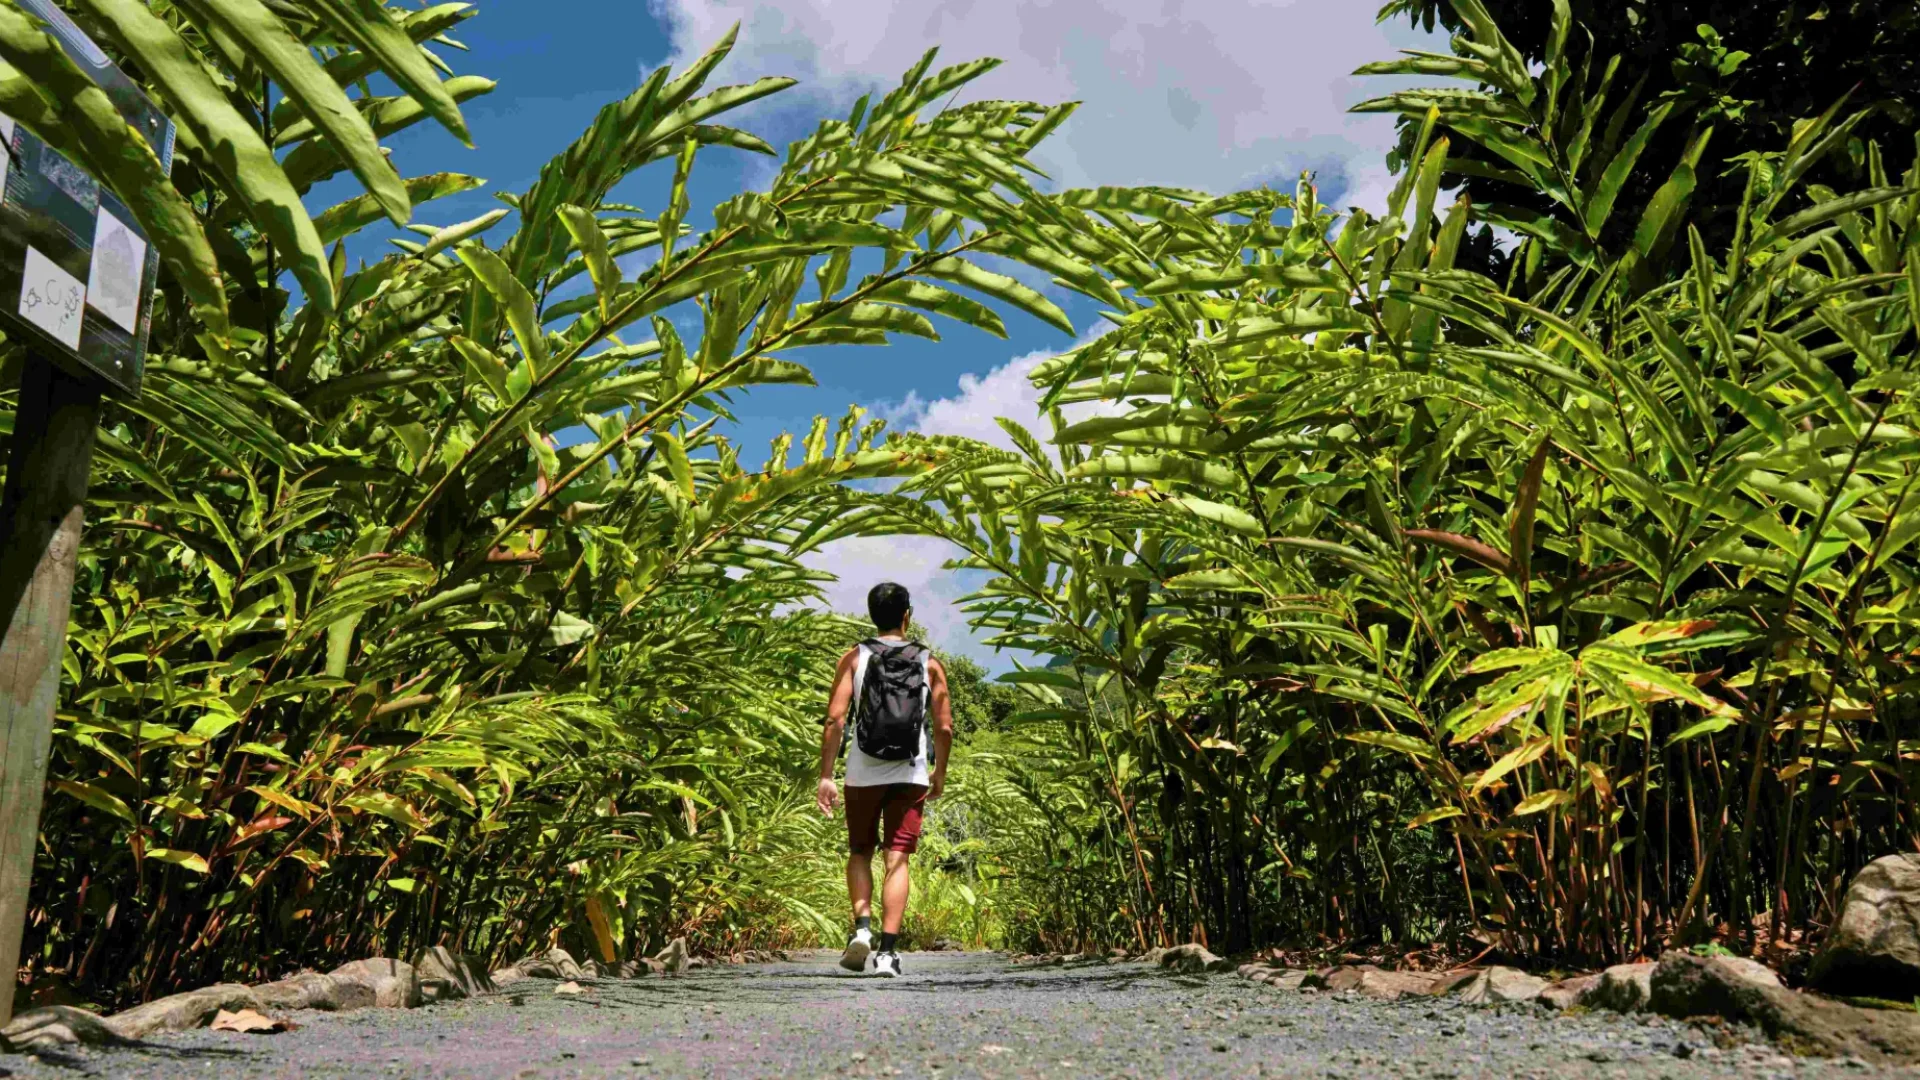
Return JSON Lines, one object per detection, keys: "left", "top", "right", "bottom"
{"left": 881, "top": 850, "right": 911, "bottom": 934}
{"left": 847, "top": 852, "right": 874, "bottom": 917}
{"left": 841, "top": 852, "right": 875, "bottom": 971}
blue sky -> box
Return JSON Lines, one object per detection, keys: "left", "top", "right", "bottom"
{"left": 328, "top": 0, "right": 1433, "bottom": 666}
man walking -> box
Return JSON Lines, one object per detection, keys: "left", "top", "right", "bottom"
{"left": 816, "top": 582, "right": 954, "bottom": 977}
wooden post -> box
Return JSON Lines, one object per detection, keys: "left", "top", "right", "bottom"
{"left": 0, "top": 356, "right": 99, "bottom": 1025}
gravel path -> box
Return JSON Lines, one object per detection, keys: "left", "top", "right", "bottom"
{"left": 2, "top": 952, "right": 1911, "bottom": 1079}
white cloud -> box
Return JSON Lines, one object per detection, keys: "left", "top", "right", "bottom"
{"left": 800, "top": 335, "right": 1127, "bottom": 668}
{"left": 881, "top": 331, "right": 1122, "bottom": 454}
{"left": 650, "top": 0, "right": 1436, "bottom": 211}
{"left": 800, "top": 533, "right": 989, "bottom": 661}
{"left": 882, "top": 347, "right": 1049, "bottom": 452}
{"left": 721, "top": 0, "right": 1442, "bottom": 663}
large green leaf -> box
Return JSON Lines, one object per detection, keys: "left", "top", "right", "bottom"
{"left": 300, "top": 0, "right": 473, "bottom": 146}
{"left": 73, "top": 0, "right": 334, "bottom": 314}
{"left": 173, "top": 0, "right": 411, "bottom": 222}
{"left": 0, "top": 6, "right": 228, "bottom": 333}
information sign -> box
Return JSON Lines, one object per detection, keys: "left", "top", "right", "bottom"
{"left": 0, "top": 0, "right": 174, "bottom": 398}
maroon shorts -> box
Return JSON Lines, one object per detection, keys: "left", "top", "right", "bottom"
{"left": 844, "top": 783, "right": 929, "bottom": 855}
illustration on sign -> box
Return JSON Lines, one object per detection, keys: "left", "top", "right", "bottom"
{"left": 87, "top": 209, "right": 146, "bottom": 335}
{"left": 0, "top": 0, "right": 174, "bottom": 399}
{"left": 18, "top": 245, "right": 83, "bottom": 351}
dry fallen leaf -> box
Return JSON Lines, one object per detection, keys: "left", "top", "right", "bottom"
{"left": 554, "top": 981, "right": 587, "bottom": 995}
{"left": 210, "top": 1008, "right": 291, "bottom": 1034}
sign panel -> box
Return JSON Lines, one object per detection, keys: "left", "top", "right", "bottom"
{"left": 0, "top": 0, "right": 173, "bottom": 398}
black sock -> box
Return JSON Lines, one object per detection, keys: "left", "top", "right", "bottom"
{"left": 854, "top": 916, "right": 871, "bottom": 934}
{"left": 879, "top": 932, "right": 898, "bottom": 952}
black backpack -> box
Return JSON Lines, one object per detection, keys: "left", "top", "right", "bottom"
{"left": 853, "top": 639, "right": 929, "bottom": 761}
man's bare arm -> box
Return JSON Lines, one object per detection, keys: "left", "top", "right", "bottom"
{"left": 817, "top": 650, "right": 856, "bottom": 814}
{"left": 927, "top": 655, "right": 955, "bottom": 799}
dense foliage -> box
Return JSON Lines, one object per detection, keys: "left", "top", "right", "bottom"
{"left": 866, "top": 1, "right": 1920, "bottom": 966}
{"left": 1377, "top": 0, "right": 1920, "bottom": 277}
{"left": 3, "top": 0, "right": 1097, "bottom": 1005}
{"left": 7, "top": 0, "right": 1920, "bottom": 1006}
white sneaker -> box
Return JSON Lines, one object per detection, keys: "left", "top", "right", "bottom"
{"left": 840, "top": 928, "right": 872, "bottom": 972}
{"left": 872, "top": 950, "right": 902, "bottom": 978}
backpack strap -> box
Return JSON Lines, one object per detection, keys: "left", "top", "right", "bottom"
{"left": 862, "top": 638, "right": 919, "bottom": 654}
{"left": 850, "top": 643, "right": 875, "bottom": 723}
{"left": 912, "top": 644, "right": 933, "bottom": 766}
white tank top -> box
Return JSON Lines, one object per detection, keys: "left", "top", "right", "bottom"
{"left": 844, "top": 637, "right": 931, "bottom": 788}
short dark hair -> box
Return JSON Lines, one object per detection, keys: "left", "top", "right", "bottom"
{"left": 867, "top": 582, "right": 911, "bottom": 631}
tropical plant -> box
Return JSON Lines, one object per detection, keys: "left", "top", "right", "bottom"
{"left": 1375, "top": 0, "right": 1920, "bottom": 277}
{"left": 11, "top": 0, "right": 1105, "bottom": 1003}
{"left": 5, "top": 0, "right": 492, "bottom": 340}
{"left": 845, "top": 0, "right": 1920, "bottom": 966}
{"left": 14, "top": 0, "right": 1920, "bottom": 1001}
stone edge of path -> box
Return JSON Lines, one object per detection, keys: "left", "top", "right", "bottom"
{"left": 1012, "top": 940, "right": 1920, "bottom": 1064}
{"left": 20, "top": 938, "right": 1919, "bottom": 1065}
{"left": 1222, "top": 948, "right": 1920, "bottom": 1065}
{"left": 0, "top": 938, "right": 794, "bottom": 1053}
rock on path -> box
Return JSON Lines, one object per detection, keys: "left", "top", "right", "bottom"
{"left": 0, "top": 952, "right": 1907, "bottom": 1079}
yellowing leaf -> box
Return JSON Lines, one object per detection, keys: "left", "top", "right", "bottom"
{"left": 585, "top": 894, "right": 618, "bottom": 964}
{"left": 248, "top": 785, "right": 317, "bottom": 819}
{"left": 1342, "top": 730, "right": 1434, "bottom": 760}
{"left": 147, "top": 848, "right": 210, "bottom": 873}
{"left": 146, "top": 795, "right": 207, "bottom": 820}
{"left": 1471, "top": 737, "right": 1550, "bottom": 796}
{"left": 1407, "top": 806, "right": 1466, "bottom": 830}
{"left": 52, "top": 780, "right": 136, "bottom": 823}
{"left": 341, "top": 793, "right": 431, "bottom": 832}
{"left": 1512, "top": 789, "right": 1574, "bottom": 816}
{"left": 1604, "top": 619, "right": 1721, "bottom": 648}
{"left": 235, "top": 742, "right": 295, "bottom": 764}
